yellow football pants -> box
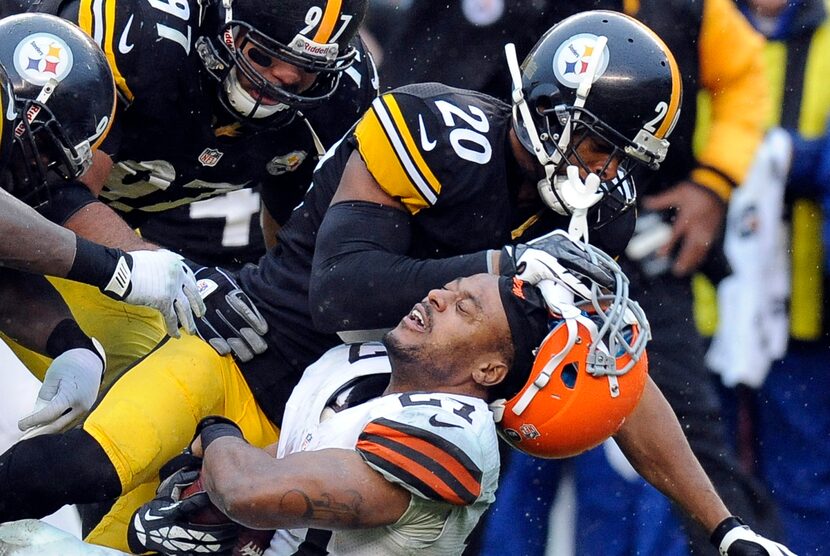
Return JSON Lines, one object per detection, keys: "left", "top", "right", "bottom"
{"left": 81, "top": 333, "right": 279, "bottom": 552}
{"left": 3, "top": 277, "right": 167, "bottom": 386}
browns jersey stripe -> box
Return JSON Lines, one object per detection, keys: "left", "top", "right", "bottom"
{"left": 357, "top": 418, "right": 482, "bottom": 506}
{"left": 354, "top": 95, "right": 440, "bottom": 213}
{"left": 360, "top": 426, "right": 481, "bottom": 496}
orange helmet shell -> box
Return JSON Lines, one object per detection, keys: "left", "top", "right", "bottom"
{"left": 497, "top": 315, "right": 648, "bottom": 459}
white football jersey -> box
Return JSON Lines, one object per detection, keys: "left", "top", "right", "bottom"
{"left": 265, "top": 342, "right": 500, "bottom": 556}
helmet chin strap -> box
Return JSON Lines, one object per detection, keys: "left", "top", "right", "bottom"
{"left": 213, "top": 0, "right": 286, "bottom": 119}
{"left": 223, "top": 68, "right": 289, "bottom": 119}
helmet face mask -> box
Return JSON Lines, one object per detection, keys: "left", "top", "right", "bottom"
{"left": 197, "top": 0, "right": 367, "bottom": 121}
{"left": 7, "top": 97, "right": 90, "bottom": 207}
{"left": 507, "top": 10, "right": 682, "bottom": 231}
{"left": 0, "top": 14, "right": 115, "bottom": 208}
{"left": 532, "top": 109, "right": 641, "bottom": 228}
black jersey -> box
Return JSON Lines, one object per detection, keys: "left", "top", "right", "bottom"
{"left": 237, "top": 83, "right": 634, "bottom": 422}
{"left": 136, "top": 41, "right": 379, "bottom": 268}
{"left": 46, "top": 0, "right": 332, "bottom": 227}
{"left": 137, "top": 187, "right": 267, "bottom": 270}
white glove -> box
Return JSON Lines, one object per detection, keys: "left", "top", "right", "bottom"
{"left": 17, "top": 340, "right": 106, "bottom": 439}
{"left": 711, "top": 517, "right": 797, "bottom": 556}
{"left": 101, "top": 249, "right": 206, "bottom": 338}
{"left": 501, "top": 229, "right": 615, "bottom": 300}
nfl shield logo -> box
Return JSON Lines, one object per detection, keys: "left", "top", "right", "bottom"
{"left": 198, "top": 148, "right": 224, "bottom": 167}
{"left": 520, "top": 423, "right": 541, "bottom": 440}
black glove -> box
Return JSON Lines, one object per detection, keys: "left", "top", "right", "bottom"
{"left": 501, "top": 229, "right": 615, "bottom": 298}
{"left": 191, "top": 265, "right": 268, "bottom": 362}
{"left": 711, "top": 516, "right": 797, "bottom": 556}
{"left": 128, "top": 452, "right": 238, "bottom": 555}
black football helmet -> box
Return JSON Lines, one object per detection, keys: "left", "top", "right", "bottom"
{"left": 0, "top": 13, "right": 116, "bottom": 208}
{"left": 507, "top": 10, "right": 682, "bottom": 234}
{"left": 196, "top": 0, "right": 368, "bottom": 121}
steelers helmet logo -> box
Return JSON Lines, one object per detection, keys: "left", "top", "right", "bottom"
{"left": 13, "top": 32, "right": 74, "bottom": 86}
{"left": 552, "top": 33, "right": 610, "bottom": 89}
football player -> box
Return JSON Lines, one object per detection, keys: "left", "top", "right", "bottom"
{"left": 0, "top": 15, "right": 204, "bottom": 440}
{"left": 135, "top": 43, "right": 380, "bottom": 270}
{"left": 125, "top": 274, "right": 564, "bottom": 555}
{"left": 0, "top": 12, "right": 785, "bottom": 555}
{"left": 0, "top": 9, "right": 666, "bottom": 547}
{"left": 130, "top": 274, "right": 790, "bottom": 555}
{"left": 0, "top": 0, "right": 378, "bottom": 377}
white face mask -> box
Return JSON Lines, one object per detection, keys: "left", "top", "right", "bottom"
{"left": 222, "top": 67, "right": 290, "bottom": 119}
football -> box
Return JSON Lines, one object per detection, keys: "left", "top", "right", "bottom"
{"left": 182, "top": 477, "right": 274, "bottom": 556}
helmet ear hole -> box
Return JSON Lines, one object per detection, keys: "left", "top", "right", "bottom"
{"left": 560, "top": 363, "right": 578, "bottom": 389}
{"left": 528, "top": 83, "right": 561, "bottom": 116}
{"left": 533, "top": 94, "right": 552, "bottom": 116}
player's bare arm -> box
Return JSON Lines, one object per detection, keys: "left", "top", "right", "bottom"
{"left": 78, "top": 150, "right": 114, "bottom": 196}
{"left": 259, "top": 202, "right": 282, "bottom": 250}
{"left": 613, "top": 376, "right": 730, "bottom": 533}
{"left": 0, "top": 189, "right": 77, "bottom": 275}
{"left": 64, "top": 200, "right": 158, "bottom": 252}
{"left": 199, "top": 440, "right": 410, "bottom": 530}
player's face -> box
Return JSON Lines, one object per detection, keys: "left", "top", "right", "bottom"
{"left": 237, "top": 41, "right": 317, "bottom": 104}
{"left": 386, "top": 274, "right": 510, "bottom": 380}
{"left": 568, "top": 132, "right": 622, "bottom": 182}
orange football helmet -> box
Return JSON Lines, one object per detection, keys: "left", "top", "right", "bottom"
{"left": 492, "top": 245, "right": 650, "bottom": 459}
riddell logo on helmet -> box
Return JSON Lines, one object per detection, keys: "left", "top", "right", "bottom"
{"left": 289, "top": 35, "right": 338, "bottom": 60}
{"left": 14, "top": 104, "right": 42, "bottom": 137}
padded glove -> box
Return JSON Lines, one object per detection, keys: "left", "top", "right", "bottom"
{"left": 192, "top": 266, "right": 268, "bottom": 362}
{"left": 101, "top": 249, "right": 205, "bottom": 338}
{"left": 501, "top": 229, "right": 615, "bottom": 299}
{"left": 18, "top": 339, "right": 106, "bottom": 439}
{"left": 127, "top": 465, "right": 238, "bottom": 555}
{"left": 711, "top": 516, "right": 797, "bottom": 556}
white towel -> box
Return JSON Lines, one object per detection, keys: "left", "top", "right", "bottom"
{"left": 0, "top": 520, "right": 128, "bottom": 555}
{"left": 706, "top": 129, "right": 791, "bottom": 388}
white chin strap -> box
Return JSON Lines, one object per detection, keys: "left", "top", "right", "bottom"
{"left": 505, "top": 38, "right": 608, "bottom": 243}
{"left": 223, "top": 68, "right": 289, "bottom": 119}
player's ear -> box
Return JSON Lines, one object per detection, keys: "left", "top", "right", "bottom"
{"left": 472, "top": 361, "right": 508, "bottom": 389}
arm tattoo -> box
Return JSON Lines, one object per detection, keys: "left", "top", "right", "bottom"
{"left": 281, "top": 489, "right": 365, "bottom": 527}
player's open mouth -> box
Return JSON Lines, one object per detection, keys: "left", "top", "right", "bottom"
{"left": 254, "top": 92, "right": 280, "bottom": 105}
{"left": 406, "top": 304, "right": 427, "bottom": 332}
